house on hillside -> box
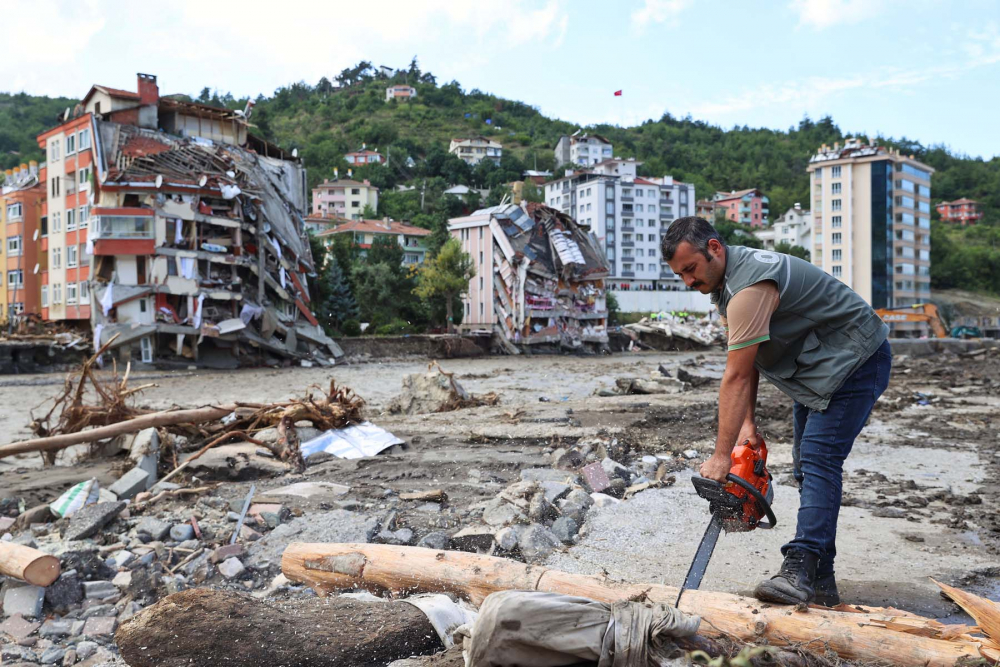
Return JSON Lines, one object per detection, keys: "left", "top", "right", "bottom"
{"left": 312, "top": 178, "right": 379, "bottom": 219}
{"left": 317, "top": 218, "right": 431, "bottom": 266}
{"left": 712, "top": 188, "right": 770, "bottom": 227}
{"left": 386, "top": 85, "right": 417, "bottom": 102}
{"left": 344, "top": 146, "right": 385, "bottom": 166}
{"left": 554, "top": 133, "right": 613, "bottom": 168}
{"left": 754, "top": 204, "right": 811, "bottom": 251}
{"left": 449, "top": 136, "right": 502, "bottom": 166}
{"left": 448, "top": 203, "right": 610, "bottom": 351}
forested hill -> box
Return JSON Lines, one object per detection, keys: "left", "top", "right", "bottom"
{"left": 3, "top": 61, "right": 999, "bottom": 291}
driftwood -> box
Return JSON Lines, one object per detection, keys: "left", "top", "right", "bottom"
{"left": 115, "top": 588, "right": 443, "bottom": 667}
{"left": 281, "top": 543, "right": 1000, "bottom": 667}
{"left": 0, "top": 542, "right": 61, "bottom": 586}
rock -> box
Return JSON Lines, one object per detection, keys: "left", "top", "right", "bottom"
{"left": 39, "top": 619, "right": 77, "bottom": 638}
{"left": 240, "top": 525, "right": 263, "bottom": 541}
{"left": 81, "top": 616, "right": 116, "bottom": 639}
{"left": 61, "top": 648, "right": 77, "bottom": 666}
{"left": 209, "top": 543, "right": 244, "bottom": 564}
{"left": 135, "top": 517, "right": 171, "bottom": 541}
{"left": 590, "top": 493, "right": 621, "bottom": 509}
{"left": 111, "top": 550, "right": 134, "bottom": 568}
{"left": 482, "top": 498, "right": 524, "bottom": 526}
{"left": 81, "top": 603, "right": 116, "bottom": 619}
{"left": 266, "top": 482, "right": 350, "bottom": 499}
{"left": 118, "top": 601, "right": 144, "bottom": 622}
{"left": 112, "top": 571, "right": 132, "bottom": 589}
{"left": 3, "top": 584, "right": 45, "bottom": 619}
{"left": 82, "top": 581, "right": 118, "bottom": 600}
{"left": 126, "top": 567, "right": 158, "bottom": 600}
{"left": 607, "top": 478, "right": 628, "bottom": 498}
{"left": 550, "top": 517, "right": 579, "bottom": 544}
{"left": 63, "top": 501, "right": 126, "bottom": 541}
{"left": 601, "top": 457, "right": 632, "bottom": 482}
{"left": 218, "top": 557, "right": 245, "bottom": 579}
{"left": 247, "top": 511, "right": 379, "bottom": 569}
{"left": 169, "top": 524, "right": 195, "bottom": 542}
{"left": 494, "top": 525, "right": 525, "bottom": 552}
{"left": 0, "top": 613, "right": 40, "bottom": 641}
{"left": 1, "top": 644, "right": 38, "bottom": 663}
{"left": 40, "top": 647, "right": 66, "bottom": 664}
{"left": 538, "top": 481, "right": 571, "bottom": 503}
{"left": 0, "top": 516, "right": 14, "bottom": 534}
{"left": 44, "top": 572, "right": 83, "bottom": 612}
{"left": 259, "top": 512, "right": 282, "bottom": 529}
{"left": 519, "top": 469, "right": 577, "bottom": 484}
{"left": 74, "top": 641, "right": 98, "bottom": 660}
{"left": 517, "top": 525, "right": 563, "bottom": 562}
{"left": 450, "top": 526, "right": 495, "bottom": 553}
{"left": 682, "top": 449, "right": 699, "bottom": 460}
{"left": 58, "top": 549, "right": 114, "bottom": 581}
{"left": 375, "top": 528, "right": 414, "bottom": 546}
{"left": 108, "top": 467, "right": 151, "bottom": 501}
{"left": 580, "top": 461, "right": 611, "bottom": 493}
{"left": 184, "top": 443, "right": 290, "bottom": 480}
{"left": 554, "top": 448, "right": 585, "bottom": 470}
{"left": 387, "top": 366, "right": 471, "bottom": 414}
{"left": 872, "top": 507, "right": 907, "bottom": 519}
{"left": 527, "top": 493, "right": 557, "bottom": 524}
{"left": 416, "top": 532, "right": 450, "bottom": 550}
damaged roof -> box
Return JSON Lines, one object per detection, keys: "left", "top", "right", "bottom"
{"left": 493, "top": 203, "right": 609, "bottom": 281}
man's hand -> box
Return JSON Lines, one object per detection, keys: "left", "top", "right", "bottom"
{"left": 737, "top": 421, "right": 762, "bottom": 449}
{"left": 699, "top": 453, "right": 731, "bottom": 482}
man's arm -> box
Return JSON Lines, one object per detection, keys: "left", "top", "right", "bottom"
{"left": 700, "top": 344, "right": 762, "bottom": 481}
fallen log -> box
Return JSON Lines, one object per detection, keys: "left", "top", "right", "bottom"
{"left": 115, "top": 588, "right": 443, "bottom": 667}
{"left": 0, "top": 404, "right": 236, "bottom": 459}
{"left": 281, "top": 543, "right": 1000, "bottom": 667}
{"left": 0, "top": 542, "right": 61, "bottom": 586}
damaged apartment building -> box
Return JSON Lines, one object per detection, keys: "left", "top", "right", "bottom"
{"left": 37, "top": 73, "right": 341, "bottom": 367}
{"left": 449, "top": 202, "right": 610, "bottom": 352}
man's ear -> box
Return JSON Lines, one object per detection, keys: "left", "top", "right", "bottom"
{"left": 707, "top": 238, "right": 724, "bottom": 257}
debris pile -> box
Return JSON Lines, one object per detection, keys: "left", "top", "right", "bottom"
{"left": 623, "top": 313, "right": 726, "bottom": 350}
{"left": 387, "top": 362, "right": 499, "bottom": 414}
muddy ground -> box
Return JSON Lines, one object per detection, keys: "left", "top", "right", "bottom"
{"left": 1, "top": 346, "right": 998, "bottom": 663}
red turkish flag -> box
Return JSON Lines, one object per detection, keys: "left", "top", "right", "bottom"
{"left": 614, "top": 90, "right": 623, "bottom": 96}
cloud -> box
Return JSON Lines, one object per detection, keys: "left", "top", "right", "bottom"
{"left": 964, "top": 22, "right": 1000, "bottom": 65}
{"left": 631, "top": 0, "right": 691, "bottom": 30}
{"left": 788, "top": 0, "right": 889, "bottom": 29}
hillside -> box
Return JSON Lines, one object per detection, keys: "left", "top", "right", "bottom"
{"left": 3, "top": 62, "right": 999, "bottom": 293}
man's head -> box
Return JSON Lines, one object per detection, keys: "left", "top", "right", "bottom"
{"left": 661, "top": 216, "right": 727, "bottom": 294}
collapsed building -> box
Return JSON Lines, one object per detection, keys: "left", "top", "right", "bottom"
{"left": 450, "top": 202, "right": 610, "bottom": 352}
{"left": 37, "top": 74, "right": 341, "bottom": 367}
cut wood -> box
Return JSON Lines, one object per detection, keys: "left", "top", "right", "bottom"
{"left": 400, "top": 489, "right": 447, "bottom": 502}
{"left": 282, "top": 543, "right": 1000, "bottom": 667}
{"left": 115, "top": 587, "right": 443, "bottom": 667}
{"left": 0, "top": 542, "right": 61, "bottom": 586}
{"left": 0, "top": 405, "right": 236, "bottom": 460}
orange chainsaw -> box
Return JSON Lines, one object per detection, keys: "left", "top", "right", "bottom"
{"left": 676, "top": 438, "right": 777, "bottom": 606}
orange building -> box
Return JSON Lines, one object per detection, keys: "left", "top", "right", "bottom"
{"left": 936, "top": 198, "right": 982, "bottom": 225}
{"left": 1, "top": 163, "right": 45, "bottom": 321}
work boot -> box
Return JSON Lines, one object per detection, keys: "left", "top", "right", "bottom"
{"left": 813, "top": 572, "right": 840, "bottom": 607}
{"left": 753, "top": 549, "right": 818, "bottom": 605}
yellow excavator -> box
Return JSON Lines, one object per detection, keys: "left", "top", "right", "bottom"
{"left": 874, "top": 303, "right": 948, "bottom": 338}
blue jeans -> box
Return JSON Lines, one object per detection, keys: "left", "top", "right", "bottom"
{"left": 782, "top": 339, "right": 892, "bottom": 577}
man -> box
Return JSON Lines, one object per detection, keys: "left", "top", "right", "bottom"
{"left": 663, "top": 217, "right": 892, "bottom": 606}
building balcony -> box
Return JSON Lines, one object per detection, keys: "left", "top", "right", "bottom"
{"left": 92, "top": 209, "right": 154, "bottom": 240}
{"left": 660, "top": 272, "right": 675, "bottom": 279}
{"left": 660, "top": 210, "right": 673, "bottom": 218}
{"left": 621, "top": 271, "right": 635, "bottom": 277}
{"left": 621, "top": 240, "right": 634, "bottom": 247}
{"left": 620, "top": 196, "right": 633, "bottom": 203}
{"left": 620, "top": 225, "right": 634, "bottom": 232}
{"left": 606, "top": 239, "right": 615, "bottom": 247}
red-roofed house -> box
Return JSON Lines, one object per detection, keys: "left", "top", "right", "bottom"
{"left": 317, "top": 218, "right": 431, "bottom": 265}
{"left": 712, "top": 188, "right": 770, "bottom": 227}
{"left": 344, "top": 149, "right": 385, "bottom": 166}
{"left": 936, "top": 198, "right": 982, "bottom": 225}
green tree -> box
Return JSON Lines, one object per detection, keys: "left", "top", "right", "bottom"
{"left": 774, "top": 242, "right": 811, "bottom": 261}
{"left": 521, "top": 179, "right": 544, "bottom": 204}
{"left": 351, "top": 262, "right": 401, "bottom": 323}
{"left": 414, "top": 238, "right": 475, "bottom": 332}
{"left": 366, "top": 234, "right": 404, "bottom": 268}
{"left": 713, "top": 219, "right": 763, "bottom": 249}
{"left": 361, "top": 204, "right": 378, "bottom": 220}
{"left": 319, "top": 257, "right": 358, "bottom": 332}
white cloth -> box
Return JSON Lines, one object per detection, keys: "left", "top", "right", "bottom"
{"left": 93, "top": 323, "right": 104, "bottom": 353}
{"left": 179, "top": 257, "right": 196, "bottom": 279}
{"left": 100, "top": 283, "right": 115, "bottom": 316}
{"left": 174, "top": 219, "right": 184, "bottom": 244}
{"left": 239, "top": 303, "right": 264, "bottom": 325}
{"left": 192, "top": 294, "right": 206, "bottom": 329}
{"left": 269, "top": 235, "right": 281, "bottom": 257}
{"left": 463, "top": 591, "right": 700, "bottom": 667}
{"left": 279, "top": 267, "right": 287, "bottom": 289}
{"left": 85, "top": 238, "right": 94, "bottom": 256}
{"left": 220, "top": 183, "right": 241, "bottom": 199}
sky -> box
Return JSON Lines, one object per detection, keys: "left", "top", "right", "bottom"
{"left": 4, "top": 0, "right": 1000, "bottom": 158}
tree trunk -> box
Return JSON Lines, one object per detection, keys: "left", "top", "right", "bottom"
{"left": 281, "top": 543, "right": 999, "bottom": 667}
{"left": 115, "top": 588, "right": 443, "bottom": 667}
{"left": 0, "top": 405, "right": 235, "bottom": 460}
{"left": 444, "top": 295, "right": 454, "bottom": 334}
{"left": 0, "top": 542, "right": 61, "bottom": 586}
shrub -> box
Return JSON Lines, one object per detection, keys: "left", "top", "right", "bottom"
{"left": 375, "top": 318, "right": 417, "bottom": 336}
{"left": 341, "top": 319, "right": 362, "bottom": 337}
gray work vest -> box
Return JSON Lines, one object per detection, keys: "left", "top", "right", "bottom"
{"left": 712, "top": 245, "right": 888, "bottom": 411}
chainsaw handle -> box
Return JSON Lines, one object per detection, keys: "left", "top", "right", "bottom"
{"left": 725, "top": 473, "right": 777, "bottom": 529}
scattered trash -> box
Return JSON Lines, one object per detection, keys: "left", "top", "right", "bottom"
{"left": 300, "top": 422, "right": 404, "bottom": 460}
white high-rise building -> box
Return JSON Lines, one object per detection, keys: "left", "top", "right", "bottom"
{"left": 554, "top": 133, "right": 614, "bottom": 168}
{"left": 543, "top": 158, "right": 695, "bottom": 289}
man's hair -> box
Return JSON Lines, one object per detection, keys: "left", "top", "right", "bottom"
{"left": 661, "top": 216, "right": 726, "bottom": 261}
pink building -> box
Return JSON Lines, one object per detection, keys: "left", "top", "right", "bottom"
{"left": 344, "top": 149, "right": 385, "bottom": 165}
{"left": 311, "top": 179, "right": 379, "bottom": 219}
{"left": 712, "top": 188, "right": 770, "bottom": 227}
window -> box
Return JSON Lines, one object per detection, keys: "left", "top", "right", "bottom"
{"left": 66, "top": 208, "right": 76, "bottom": 231}
{"left": 832, "top": 266, "right": 842, "bottom": 277}
{"left": 648, "top": 189, "right": 656, "bottom": 197}
{"left": 78, "top": 167, "right": 92, "bottom": 189}
{"left": 67, "top": 245, "right": 78, "bottom": 268}
{"left": 40, "top": 216, "right": 47, "bottom": 237}
{"left": 832, "top": 216, "right": 842, "bottom": 228}
{"left": 6, "top": 203, "right": 23, "bottom": 220}
{"left": 895, "top": 195, "right": 915, "bottom": 208}
{"left": 51, "top": 177, "right": 60, "bottom": 197}
{"left": 831, "top": 183, "right": 841, "bottom": 194}
{"left": 80, "top": 281, "right": 90, "bottom": 304}
{"left": 623, "top": 189, "right": 632, "bottom": 197}
{"left": 7, "top": 269, "right": 23, "bottom": 287}
{"left": 832, "top": 165, "right": 842, "bottom": 178}
{"left": 66, "top": 133, "right": 76, "bottom": 154}
{"left": 832, "top": 249, "right": 842, "bottom": 261}
{"left": 140, "top": 337, "right": 153, "bottom": 363}
{"left": 831, "top": 199, "right": 842, "bottom": 211}
{"left": 52, "top": 212, "right": 61, "bottom": 233}
{"left": 53, "top": 283, "right": 62, "bottom": 304}
{"left": 67, "top": 283, "right": 78, "bottom": 305}
{"left": 351, "top": 188, "right": 360, "bottom": 195}
{"left": 7, "top": 236, "right": 22, "bottom": 256}
{"left": 635, "top": 189, "right": 642, "bottom": 197}
{"left": 832, "top": 233, "right": 842, "bottom": 245}
{"left": 635, "top": 204, "right": 643, "bottom": 212}
{"left": 41, "top": 285, "right": 49, "bottom": 308}
{"left": 649, "top": 248, "right": 656, "bottom": 258}
{"left": 637, "top": 249, "right": 644, "bottom": 257}
{"left": 636, "top": 263, "right": 644, "bottom": 271}
{"left": 648, "top": 234, "right": 656, "bottom": 242}
{"left": 896, "top": 163, "right": 931, "bottom": 180}
{"left": 50, "top": 139, "right": 60, "bottom": 161}
{"left": 52, "top": 247, "right": 61, "bottom": 269}
{"left": 79, "top": 206, "right": 89, "bottom": 228}
{"left": 78, "top": 128, "right": 91, "bottom": 150}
